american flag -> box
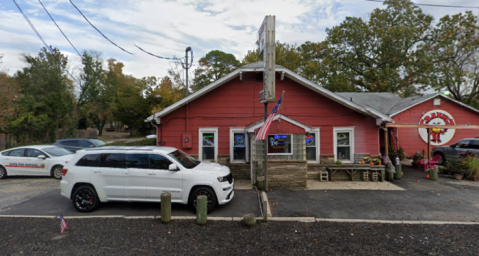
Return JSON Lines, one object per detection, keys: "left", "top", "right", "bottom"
{"left": 255, "top": 95, "right": 283, "bottom": 141}
{"left": 60, "top": 214, "right": 68, "bottom": 235}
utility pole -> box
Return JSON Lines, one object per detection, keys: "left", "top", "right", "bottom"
{"left": 185, "top": 46, "right": 192, "bottom": 97}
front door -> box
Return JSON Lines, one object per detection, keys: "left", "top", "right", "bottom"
{"left": 146, "top": 154, "right": 183, "bottom": 200}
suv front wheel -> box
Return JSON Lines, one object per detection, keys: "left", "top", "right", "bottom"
{"left": 189, "top": 186, "right": 217, "bottom": 213}
{"left": 72, "top": 185, "right": 99, "bottom": 212}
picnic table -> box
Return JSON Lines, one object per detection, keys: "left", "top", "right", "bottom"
{"left": 326, "top": 165, "right": 385, "bottom": 182}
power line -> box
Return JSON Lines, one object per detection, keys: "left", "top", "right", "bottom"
{"left": 38, "top": 0, "right": 82, "bottom": 58}
{"left": 134, "top": 44, "right": 181, "bottom": 60}
{"left": 69, "top": 0, "right": 133, "bottom": 55}
{"left": 12, "top": 0, "right": 79, "bottom": 84}
{"left": 365, "top": 0, "right": 479, "bottom": 9}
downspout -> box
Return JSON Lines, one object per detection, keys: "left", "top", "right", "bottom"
{"left": 186, "top": 103, "right": 188, "bottom": 132}
{"left": 150, "top": 120, "right": 159, "bottom": 146}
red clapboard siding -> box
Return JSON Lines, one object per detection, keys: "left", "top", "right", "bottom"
{"left": 159, "top": 72, "right": 380, "bottom": 156}
{"left": 392, "top": 97, "right": 479, "bottom": 157}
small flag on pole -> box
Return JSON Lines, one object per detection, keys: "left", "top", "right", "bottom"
{"left": 60, "top": 214, "right": 68, "bottom": 235}
{"left": 255, "top": 94, "right": 283, "bottom": 141}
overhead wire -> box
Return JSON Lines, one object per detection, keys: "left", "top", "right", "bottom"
{"left": 12, "top": 0, "right": 80, "bottom": 84}
{"left": 365, "top": 0, "right": 479, "bottom": 9}
{"left": 38, "top": 0, "right": 82, "bottom": 59}
{"left": 135, "top": 44, "right": 181, "bottom": 60}
{"left": 69, "top": 0, "right": 133, "bottom": 55}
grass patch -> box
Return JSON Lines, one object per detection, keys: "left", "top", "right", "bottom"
{"left": 106, "top": 138, "right": 156, "bottom": 146}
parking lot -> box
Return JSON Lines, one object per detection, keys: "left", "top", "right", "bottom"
{"left": 0, "top": 177, "right": 261, "bottom": 217}
{"left": 2, "top": 166, "right": 479, "bottom": 222}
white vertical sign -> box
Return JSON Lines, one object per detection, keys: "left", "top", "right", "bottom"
{"left": 258, "top": 15, "right": 275, "bottom": 103}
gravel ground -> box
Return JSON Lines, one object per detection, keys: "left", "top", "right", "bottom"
{"left": 1, "top": 218, "right": 479, "bottom": 256}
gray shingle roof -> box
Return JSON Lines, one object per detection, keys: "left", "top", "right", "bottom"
{"left": 336, "top": 92, "right": 451, "bottom": 116}
{"left": 387, "top": 94, "right": 439, "bottom": 116}
{"left": 336, "top": 92, "right": 402, "bottom": 115}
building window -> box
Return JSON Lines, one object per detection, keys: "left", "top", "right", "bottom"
{"left": 230, "top": 128, "right": 247, "bottom": 162}
{"left": 306, "top": 128, "right": 320, "bottom": 162}
{"left": 267, "top": 134, "right": 293, "bottom": 155}
{"left": 334, "top": 127, "right": 354, "bottom": 163}
{"left": 199, "top": 128, "right": 218, "bottom": 162}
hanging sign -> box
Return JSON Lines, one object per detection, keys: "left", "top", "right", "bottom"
{"left": 418, "top": 110, "right": 456, "bottom": 145}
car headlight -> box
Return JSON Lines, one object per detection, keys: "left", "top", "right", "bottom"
{"left": 217, "top": 175, "right": 229, "bottom": 182}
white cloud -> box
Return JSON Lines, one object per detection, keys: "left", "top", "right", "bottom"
{"left": 1, "top": 0, "right": 476, "bottom": 80}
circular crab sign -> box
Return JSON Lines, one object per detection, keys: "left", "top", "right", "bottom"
{"left": 418, "top": 110, "right": 455, "bottom": 145}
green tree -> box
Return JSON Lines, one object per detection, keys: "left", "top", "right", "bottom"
{"left": 242, "top": 42, "right": 303, "bottom": 73}
{"left": 85, "top": 58, "right": 121, "bottom": 136}
{"left": 12, "top": 47, "right": 75, "bottom": 143}
{"left": 424, "top": 11, "right": 479, "bottom": 104}
{"left": 319, "top": 0, "right": 433, "bottom": 95}
{"left": 113, "top": 75, "right": 153, "bottom": 135}
{"left": 192, "top": 50, "right": 241, "bottom": 92}
{"left": 78, "top": 50, "right": 104, "bottom": 129}
{"left": 149, "top": 76, "right": 184, "bottom": 113}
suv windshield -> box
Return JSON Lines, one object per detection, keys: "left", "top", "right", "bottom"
{"left": 168, "top": 150, "right": 200, "bottom": 169}
{"left": 90, "top": 139, "right": 107, "bottom": 147}
{"left": 43, "top": 147, "right": 73, "bottom": 156}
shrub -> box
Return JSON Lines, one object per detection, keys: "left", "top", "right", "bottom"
{"left": 445, "top": 159, "right": 466, "bottom": 175}
{"left": 463, "top": 156, "right": 479, "bottom": 181}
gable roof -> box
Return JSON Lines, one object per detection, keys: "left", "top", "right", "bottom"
{"left": 246, "top": 114, "right": 313, "bottom": 133}
{"left": 145, "top": 62, "right": 392, "bottom": 124}
{"left": 338, "top": 92, "right": 479, "bottom": 117}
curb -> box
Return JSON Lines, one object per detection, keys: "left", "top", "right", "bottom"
{"left": 1, "top": 215, "right": 478, "bottom": 225}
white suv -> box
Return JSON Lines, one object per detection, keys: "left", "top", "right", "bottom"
{"left": 60, "top": 146, "right": 234, "bottom": 213}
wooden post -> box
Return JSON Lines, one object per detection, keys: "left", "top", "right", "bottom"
{"left": 160, "top": 193, "right": 171, "bottom": 223}
{"left": 196, "top": 195, "right": 207, "bottom": 225}
{"left": 427, "top": 128, "right": 431, "bottom": 161}
{"left": 385, "top": 128, "right": 389, "bottom": 157}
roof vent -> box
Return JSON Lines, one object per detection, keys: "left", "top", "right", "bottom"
{"left": 433, "top": 98, "right": 441, "bottom": 106}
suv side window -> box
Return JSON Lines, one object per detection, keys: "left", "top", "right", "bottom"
{"left": 102, "top": 154, "right": 125, "bottom": 168}
{"left": 126, "top": 154, "right": 148, "bottom": 169}
{"left": 456, "top": 140, "right": 470, "bottom": 149}
{"left": 469, "top": 140, "right": 479, "bottom": 150}
{"left": 149, "top": 154, "right": 172, "bottom": 170}
{"left": 76, "top": 154, "right": 101, "bottom": 167}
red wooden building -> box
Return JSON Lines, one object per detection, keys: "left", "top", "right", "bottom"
{"left": 145, "top": 62, "right": 479, "bottom": 186}
{"left": 339, "top": 93, "right": 479, "bottom": 158}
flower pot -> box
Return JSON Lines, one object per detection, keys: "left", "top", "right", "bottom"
{"left": 454, "top": 173, "right": 463, "bottom": 180}
{"left": 428, "top": 168, "right": 438, "bottom": 180}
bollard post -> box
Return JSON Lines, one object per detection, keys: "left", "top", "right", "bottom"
{"left": 196, "top": 195, "right": 207, "bottom": 225}
{"left": 262, "top": 200, "right": 268, "bottom": 222}
{"left": 161, "top": 193, "right": 171, "bottom": 223}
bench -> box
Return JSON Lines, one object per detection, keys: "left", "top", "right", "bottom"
{"left": 326, "top": 166, "right": 385, "bottom": 182}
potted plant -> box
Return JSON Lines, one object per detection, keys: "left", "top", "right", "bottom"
{"left": 412, "top": 151, "right": 423, "bottom": 168}
{"left": 445, "top": 159, "right": 466, "bottom": 180}
{"left": 426, "top": 167, "right": 438, "bottom": 180}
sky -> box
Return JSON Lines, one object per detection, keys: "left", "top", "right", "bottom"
{"left": 1, "top": 0, "right": 478, "bottom": 84}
